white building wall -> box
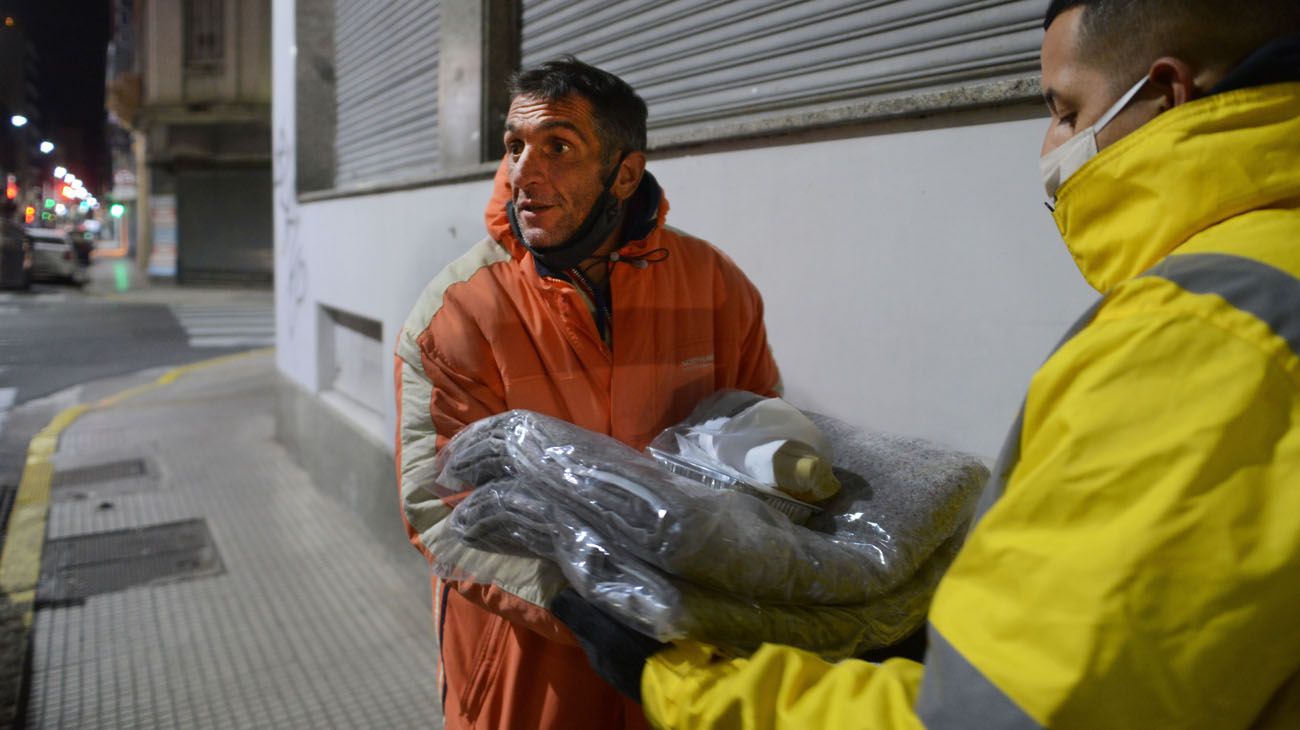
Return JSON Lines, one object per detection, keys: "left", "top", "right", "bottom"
{"left": 272, "top": 1, "right": 1095, "bottom": 462}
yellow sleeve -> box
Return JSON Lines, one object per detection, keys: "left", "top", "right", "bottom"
{"left": 643, "top": 641, "right": 926, "bottom": 730}
{"left": 931, "top": 306, "right": 1300, "bottom": 729}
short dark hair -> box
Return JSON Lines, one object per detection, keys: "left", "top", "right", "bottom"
{"left": 508, "top": 56, "right": 648, "bottom": 163}
{"left": 1044, "top": 0, "right": 1300, "bottom": 89}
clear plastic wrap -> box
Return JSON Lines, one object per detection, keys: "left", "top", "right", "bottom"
{"left": 646, "top": 390, "right": 836, "bottom": 522}
{"left": 429, "top": 393, "right": 988, "bottom": 659}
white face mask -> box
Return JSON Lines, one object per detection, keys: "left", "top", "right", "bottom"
{"left": 1040, "top": 75, "right": 1150, "bottom": 204}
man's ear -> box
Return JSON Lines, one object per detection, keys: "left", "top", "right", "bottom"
{"left": 1147, "top": 56, "right": 1203, "bottom": 109}
{"left": 612, "top": 151, "right": 646, "bottom": 201}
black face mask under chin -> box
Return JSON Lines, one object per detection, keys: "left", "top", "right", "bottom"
{"left": 507, "top": 154, "right": 627, "bottom": 272}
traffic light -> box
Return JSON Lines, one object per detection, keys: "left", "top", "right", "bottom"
{"left": 43, "top": 197, "right": 55, "bottom": 209}
{"left": 4, "top": 175, "right": 16, "bottom": 200}
{"left": 24, "top": 205, "right": 35, "bottom": 224}
{"left": 110, "top": 203, "right": 125, "bottom": 219}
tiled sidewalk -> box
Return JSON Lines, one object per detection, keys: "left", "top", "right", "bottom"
{"left": 23, "top": 352, "right": 440, "bottom": 729}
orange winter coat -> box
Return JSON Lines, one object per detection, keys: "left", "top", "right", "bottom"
{"left": 394, "top": 159, "right": 781, "bottom": 730}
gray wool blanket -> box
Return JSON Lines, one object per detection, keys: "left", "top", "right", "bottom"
{"left": 431, "top": 402, "right": 988, "bottom": 658}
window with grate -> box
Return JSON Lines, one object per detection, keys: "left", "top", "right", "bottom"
{"left": 332, "top": 0, "right": 441, "bottom": 187}
{"left": 521, "top": 0, "right": 1044, "bottom": 146}
{"left": 185, "top": 0, "right": 225, "bottom": 73}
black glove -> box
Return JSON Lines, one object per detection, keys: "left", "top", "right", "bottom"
{"left": 550, "top": 589, "right": 667, "bottom": 703}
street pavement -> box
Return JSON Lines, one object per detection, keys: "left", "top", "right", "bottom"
{"left": 0, "top": 257, "right": 271, "bottom": 413}
{"left": 0, "top": 254, "right": 440, "bottom": 729}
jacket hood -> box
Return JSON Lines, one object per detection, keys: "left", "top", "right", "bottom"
{"left": 1051, "top": 82, "right": 1300, "bottom": 293}
{"left": 483, "top": 155, "right": 670, "bottom": 261}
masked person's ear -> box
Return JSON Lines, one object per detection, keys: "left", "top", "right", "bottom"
{"left": 1146, "top": 56, "right": 1203, "bottom": 110}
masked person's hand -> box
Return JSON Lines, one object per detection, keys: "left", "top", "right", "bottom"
{"left": 550, "top": 589, "right": 667, "bottom": 703}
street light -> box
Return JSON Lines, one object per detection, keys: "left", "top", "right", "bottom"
{"left": 39, "top": 140, "right": 54, "bottom": 154}
{"left": 10, "top": 114, "right": 26, "bottom": 127}
{"left": 54, "top": 203, "right": 66, "bottom": 215}
{"left": 53, "top": 166, "right": 66, "bottom": 178}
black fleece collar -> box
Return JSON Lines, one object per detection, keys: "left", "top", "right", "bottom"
{"left": 1210, "top": 33, "right": 1300, "bottom": 96}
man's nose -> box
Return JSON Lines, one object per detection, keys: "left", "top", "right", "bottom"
{"left": 510, "top": 146, "right": 542, "bottom": 191}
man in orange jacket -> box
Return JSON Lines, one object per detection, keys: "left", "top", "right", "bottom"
{"left": 394, "top": 57, "right": 782, "bottom": 730}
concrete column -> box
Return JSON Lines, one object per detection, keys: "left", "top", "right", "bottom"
{"left": 438, "top": 0, "right": 520, "bottom": 167}
{"left": 294, "top": 0, "right": 336, "bottom": 194}
{"left": 132, "top": 129, "right": 152, "bottom": 272}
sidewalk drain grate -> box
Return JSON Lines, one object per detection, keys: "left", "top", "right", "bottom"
{"left": 52, "top": 459, "right": 148, "bottom": 487}
{"left": 36, "top": 519, "right": 224, "bottom": 605}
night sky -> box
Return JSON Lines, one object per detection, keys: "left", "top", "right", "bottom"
{"left": 15, "top": 0, "right": 111, "bottom": 193}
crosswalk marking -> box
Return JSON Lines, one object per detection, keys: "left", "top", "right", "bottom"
{"left": 0, "top": 292, "right": 66, "bottom": 304}
{"left": 169, "top": 303, "right": 275, "bottom": 349}
{"left": 0, "top": 386, "right": 15, "bottom": 440}
{"left": 188, "top": 336, "right": 276, "bottom": 348}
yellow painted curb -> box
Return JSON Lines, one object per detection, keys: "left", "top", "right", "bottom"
{"left": 0, "top": 347, "right": 273, "bottom": 616}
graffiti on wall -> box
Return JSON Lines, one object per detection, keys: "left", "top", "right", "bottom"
{"left": 273, "top": 126, "right": 308, "bottom": 337}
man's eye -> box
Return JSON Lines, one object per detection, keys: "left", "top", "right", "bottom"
{"left": 549, "top": 142, "right": 570, "bottom": 154}
{"left": 1059, "top": 113, "right": 1078, "bottom": 128}
{"left": 507, "top": 141, "right": 523, "bottom": 156}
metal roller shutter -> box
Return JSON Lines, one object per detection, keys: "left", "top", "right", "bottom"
{"left": 522, "top": 0, "right": 1043, "bottom": 141}
{"left": 334, "top": 0, "right": 441, "bottom": 186}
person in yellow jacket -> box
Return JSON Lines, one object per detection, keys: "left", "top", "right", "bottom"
{"left": 550, "top": 0, "right": 1300, "bottom": 727}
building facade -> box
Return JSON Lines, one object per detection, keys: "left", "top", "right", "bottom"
{"left": 109, "top": 0, "right": 273, "bottom": 283}
{"left": 0, "top": 10, "right": 40, "bottom": 214}
{"left": 271, "top": 0, "right": 1096, "bottom": 560}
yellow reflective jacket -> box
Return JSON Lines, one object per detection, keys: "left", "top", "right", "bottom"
{"left": 641, "top": 82, "right": 1300, "bottom": 730}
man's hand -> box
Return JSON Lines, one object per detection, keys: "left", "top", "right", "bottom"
{"left": 550, "top": 589, "right": 667, "bottom": 703}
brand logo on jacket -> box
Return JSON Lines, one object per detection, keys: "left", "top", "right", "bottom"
{"left": 680, "top": 354, "right": 715, "bottom": 370}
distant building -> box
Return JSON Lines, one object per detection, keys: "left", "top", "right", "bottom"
{"left": 0, "top": 11, "right": 40, "bottom": 210}
{"left": 107, "top": 0, "right": 272, "bottom": 284}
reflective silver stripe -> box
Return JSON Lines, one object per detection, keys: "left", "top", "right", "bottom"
{"left": 1143, "top": 253, "right": 1300, "bottom": 358}
{"left": 916, "top": 625, "right": 1043, "bottom": 729}
{"left": 974, "top": 253, "right": 1300, "bottom": 524}
{"left": 973, "top": 298, "right": 1105, "bottom": 525}
{"left": 972, "top": 406, "right": 1023, "bottom": 525}
{"left": 934, "top": 254, "right": 1300, "bottom": 724}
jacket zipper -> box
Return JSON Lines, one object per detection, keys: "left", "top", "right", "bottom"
{"left": 567, "top": 266, "right": 613, "bottom": 350}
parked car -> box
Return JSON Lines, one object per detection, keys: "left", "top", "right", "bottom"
{"left": 0, "top": 217, "right": 32, "bottom": 289}
{"left": 26, "top": 227, "right": 88, "bottom": 285}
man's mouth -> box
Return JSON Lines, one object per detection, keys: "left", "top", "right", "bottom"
{"left": 517, "top": 199, "right": 555, "bottom": 214}
{"left": 516, "top": 201, "right": 558, "bottom": 230}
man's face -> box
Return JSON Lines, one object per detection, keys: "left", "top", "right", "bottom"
{"left": 1040, "top": 6, "right": 1159, "bottom": 157}
{"left": 504, "top": 93, "right": 610, "bottom": 248}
